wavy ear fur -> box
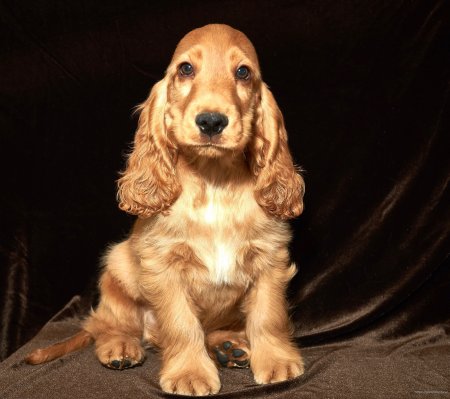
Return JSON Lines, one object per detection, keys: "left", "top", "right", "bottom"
{"left": 117, "top": 79, "right": 181, "bottom": 218}
{"left": 250, "top": 83, "right": 305, "bottom": 220}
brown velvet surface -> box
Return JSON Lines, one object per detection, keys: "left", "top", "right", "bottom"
{"left": 1, "top": 297, "right": 449, "bottom": 398}
{"left": 1, "top": 0, "right": 450, "bottom": 397}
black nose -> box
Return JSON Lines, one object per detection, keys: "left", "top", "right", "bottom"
{"left": 195, "top": 112, "right": 228, "bottom": 137}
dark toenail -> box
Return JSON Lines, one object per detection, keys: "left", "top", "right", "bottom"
{"left": 214, "top": 349, "right": 229, "bottom": 366}
{"left": 234, "top": 359, "right": 250, "bottom": 367}
{"left": 110, "top": 360, "right": 121, "bottom": 369}
{"left": 232, "top": 349, "right": 246, "bottom": 358}
{"left": 123, "top": 359, "right": 132, "bottom": 368}
{"left": 223, "top": 341, "right": 232, "bottom": 350}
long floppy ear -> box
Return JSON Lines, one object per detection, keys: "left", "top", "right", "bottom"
{"left": 250, "top": 83, "right": 305, "bottom": 220}
{"left": 117, "top": 78, "right": 181, "bottom": 218}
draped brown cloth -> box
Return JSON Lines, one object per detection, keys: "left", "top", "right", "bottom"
{"left": 1, "top": 0, "right": 449, "bottom": 398}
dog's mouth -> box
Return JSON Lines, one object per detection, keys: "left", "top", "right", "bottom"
{"left": 193, "top": 141, "right": 224, "bottom": 148}
{"left": 188, "top": 133, "right": 229, "bottom": 149}
{"left": 182, "top": 141, "right": 233, "bottom": 159}
{"left": 188, "top": 142, "right": 229, "bottom": 152}
{"left": 175, "top": 120, "right": 247, "bottom": 156}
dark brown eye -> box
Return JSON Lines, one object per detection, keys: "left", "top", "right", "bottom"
{"left": 236, "top": 65, "right": 250, "bottom": 80}
{"left": 179, "top": 62, "right": 194, "bottom": 76}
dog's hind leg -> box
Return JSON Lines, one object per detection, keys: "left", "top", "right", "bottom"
{"left": 83, "top": 242, "right": 151, "bottom": 370}
{"left": 84, "top": 266, "right": 149, "bottom": 370}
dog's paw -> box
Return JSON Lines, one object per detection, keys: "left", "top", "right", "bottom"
{"left": 96, "top": 335, "right": 145, "bottom": 370}
{"left": 251, "top": 346, "right": 304, "bottom": 384}
{"left": 104, "top": 355, "right": 143, "bottom": 370}
{"left": 252, "top": 359, "right": 304, "bottom": 384}
{"left": 212, "top": 340, "right": 250, "bottom": 368}
{"left": 160, "top": 367, "right": 221, "bottom": 396}
{"left": 207, "top": 330, "right": 250, "bottom": 368}
{"left": 209, "top": 339, "right": 250, "bottom": 368}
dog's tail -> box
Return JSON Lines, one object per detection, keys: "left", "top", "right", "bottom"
{"left": 25, "top": 330, "right": 93, "bottom": 364}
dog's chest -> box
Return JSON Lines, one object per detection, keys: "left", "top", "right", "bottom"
{"left": 177, "top": 185, "right": 262, "bottom": 285}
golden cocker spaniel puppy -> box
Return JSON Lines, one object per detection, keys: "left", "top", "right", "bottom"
{"left": 26, "top": 24, "right": 305, "bottom": 396}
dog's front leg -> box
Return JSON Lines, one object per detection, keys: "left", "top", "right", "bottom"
{"left": 245, "top": 258, "right": 304, "bottom": 384}
{"left": 140, "top": 256, "right": 220, "bottom": 396}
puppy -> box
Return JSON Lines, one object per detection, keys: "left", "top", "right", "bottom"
{"left": 26, "top": 24, "right": 305, "bottom": 396}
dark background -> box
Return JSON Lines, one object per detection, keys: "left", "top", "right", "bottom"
{"left": 1, "top": 0, "right": 449, "bottom": 367}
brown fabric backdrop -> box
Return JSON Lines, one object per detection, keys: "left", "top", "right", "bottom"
{"left": 1, "top": 0, "right": 449, "bottom": 397}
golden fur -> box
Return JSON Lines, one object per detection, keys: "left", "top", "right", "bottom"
{"left": 26, "top": 24, "right": 305, "bottom": 396}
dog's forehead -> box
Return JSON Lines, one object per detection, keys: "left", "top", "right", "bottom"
{"left": 172, "top": 24, "right": 259, "bottom": 66}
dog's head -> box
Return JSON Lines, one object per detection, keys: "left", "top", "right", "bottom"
{"left": 118, "top": 24, "right": 304, "bottom": 219}
{"left": 165, "top": 24, "right": 261, "bottom": 157}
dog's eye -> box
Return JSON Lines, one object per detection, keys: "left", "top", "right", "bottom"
{"left": 236, "top": 65, "right": 250, "bottom": 80}
{"left": 179, "top": 62, "right": 194, "bottom": 77}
